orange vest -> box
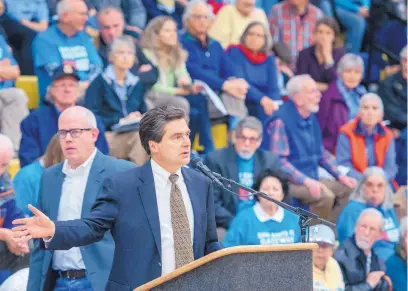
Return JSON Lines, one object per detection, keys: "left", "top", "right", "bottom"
{"left": 339, "top": 118, "right": 394, "bottom": 173}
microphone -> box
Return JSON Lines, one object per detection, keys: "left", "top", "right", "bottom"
{"left": 190, "top": 157, "right": 224, "bottom": 188}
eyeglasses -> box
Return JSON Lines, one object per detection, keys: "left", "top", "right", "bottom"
{"left": 236, "top": 135, "right": 260, "bottom": 144}
{"left": 190, "top": 14, "right": 210, "bottom": 20}
{"left": 57, "top": 128, "right": 92, "bottom": 139}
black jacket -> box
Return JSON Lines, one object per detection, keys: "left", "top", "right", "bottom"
{"left": 334, "top": 237, "right": 390, "bottom": 291}
{"left": 204, "top": 146, "right": 279, "bottom": 229}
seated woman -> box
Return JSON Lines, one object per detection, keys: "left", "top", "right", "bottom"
{"left": 336, "top": 93, "right": 397, "bottom": 183}
{"left": 386, "top": 217, "right": 407, "bottom": 291}
{"left": 140, "top": 16, "right": 214, "bottom": 152}
{"left": 227, "top": 21, "right": 280, "bottom": 123}
{"left": 317, "top": 53, "right": 366, "bottom": 154}
{"left": 13, "top": 135, "right": 63, "bottom": 217}
{"left": 223, "top": 169, "right": 301, "bottom": 247}
{"left": 296, "top": 17, "right": 345, "bottom": 92}
{"left": 337, "top": 167, "right": 400, "bottom": 261}
{"left": 85, "top": 35, "right": 149, "bottom": 166}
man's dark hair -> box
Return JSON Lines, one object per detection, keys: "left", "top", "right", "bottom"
{"left": 139, "top": 106, "right": 189, "bottom": 155}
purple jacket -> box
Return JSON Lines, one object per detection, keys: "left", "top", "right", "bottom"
{"left": 316, "top": 81, "right": 349, "bottom": 153}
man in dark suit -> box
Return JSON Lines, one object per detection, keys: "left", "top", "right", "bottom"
{"left": 13, "top": 106, "right": 221, "bottom": 290}
{"left": 26, "top": 106, "right": 135, "bottom": 291}
{"left": 204, "top": 116, "right": 280, "bottom": 234}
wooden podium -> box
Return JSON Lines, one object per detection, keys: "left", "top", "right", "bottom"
{"left": 135, "top": 243, "right": 318, "bottom": 291}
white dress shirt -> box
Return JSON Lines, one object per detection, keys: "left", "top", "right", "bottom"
{"left": 51, "top": 149, "right": 97, "bottom": 271}
{"left": 151, "top": 159, "right": 194, "bottom": 276}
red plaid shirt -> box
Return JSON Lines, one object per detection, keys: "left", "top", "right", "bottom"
{"left": 269, "top": 1, "right": 323, "bottom": 67}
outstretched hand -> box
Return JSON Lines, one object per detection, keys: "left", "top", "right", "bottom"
{"left": 12, "top": 204, "right": 55, "bottom": 241}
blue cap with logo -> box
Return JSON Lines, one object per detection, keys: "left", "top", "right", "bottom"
{"left": 308, "top": 224, "right": 336, "bottom": 245}
{"left": 52, "top": 65, "right": 80, "bottom": 82}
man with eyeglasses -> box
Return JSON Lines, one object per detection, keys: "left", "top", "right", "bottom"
{"left": 334, "top": 208, "right": 391, "bottom": 291}
{"left": 19, "top": 65, "right": 109, "bottom": 168}
{"left": 204, "top": 116, "right": 279, "bottom": 239}
{"left": 25, "top": 106, "right": 135, "bottom": 291}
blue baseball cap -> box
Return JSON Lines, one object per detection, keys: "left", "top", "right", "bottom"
{"left": 52, "top": 65, "right": 80, "bottom": 82}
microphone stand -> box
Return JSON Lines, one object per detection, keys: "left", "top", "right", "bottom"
{"left": 211, "top": 172, "right": 335, "bottom": 243}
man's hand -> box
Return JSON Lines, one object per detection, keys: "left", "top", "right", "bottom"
{"left": 126, "top": 25, "right": 142, "bottom": 34}
{"left": 260, "top": 96, "right": 278, "bottom": 116}
{"left": 304, "top": 178, "right": 328, "bottom": 198}
{"left": 0, "top": 228, "right": 29, "bottom": 255}
{"left": 12, "top": 204, "right": 55, "bottom": 241}
{"left": 338, "top": 175, "right": 357, "bottom": 189}
{"left": 222, "top": 79, "right": 248, "bottom": 99}
{"left": 366, "top": 271, "right": 385, "bottom": 288}
{"left": 138, "top": 64, "right": 152, "bottom": 73}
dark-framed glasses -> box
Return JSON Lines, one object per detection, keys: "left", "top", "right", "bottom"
{"left": 57, "top": 128, "right": 93, "bottom": 139}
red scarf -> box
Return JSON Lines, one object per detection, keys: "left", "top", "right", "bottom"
{"left": 227, "top": 44, "right": 268, "bottom": 64}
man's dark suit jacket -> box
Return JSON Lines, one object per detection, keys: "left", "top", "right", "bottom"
{"left": 43, "top": 160, "right": 221, "bottom": 291}
{"left": 204, "top": 146, "right": 280, "bottom": 229}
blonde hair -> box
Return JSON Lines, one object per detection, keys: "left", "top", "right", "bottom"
{"left": 140, "top": 16, "right": 187, "bottom": 70}
{"left": 42, "top": 135, "right": 65, "bottom": 168}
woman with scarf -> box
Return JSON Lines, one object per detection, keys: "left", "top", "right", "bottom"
{"left": 316, "top": 53, "right": 366, "bottom": 154}
{"left": 337, "top": 167, "right": 400, "bottom": 261}
{"left": 226, "top": 21, "right": 280, "bottom": 123}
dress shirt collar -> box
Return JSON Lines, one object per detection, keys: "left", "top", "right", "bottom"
{"left": 103, "top": 64, "right": 139, "bottom": 87}
{"left": 151, "top": 159, "right": 184, "bottom": 186}
{"left": 62, "top": 148, "right": 97, "bottom": 177}
{"left": 253, "top": 202, "right": 284, "bottom": 223}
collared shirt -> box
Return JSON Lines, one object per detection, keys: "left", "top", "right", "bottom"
{"left": 151, "top": 159, "right": 194, "bottom": 276}
{"left": 269, "top": 1, "right": 323, "bottom": 67}
{"left": 51, "top": 149, "right": 97, "bottom": 271}
{"left": 104, "top": 65, "right": 139, "bottom": 102}
{"left": 253, "top": 203, "right": 284, "bottom": 223}
{"left": 267, "top": 119, "right": 340, "bottom": 184}
{"left": 5, "top": 0, "right": 49, "bottom": 22}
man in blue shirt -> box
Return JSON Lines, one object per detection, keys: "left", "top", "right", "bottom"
{"left": 204, "top": 117, "right": 280, "bottom": 237}
{"left": 0, "top": 34, "right": 29, "bottom": 152}
{"left": 33, "top": 0, "right": 103, "bottom": 104}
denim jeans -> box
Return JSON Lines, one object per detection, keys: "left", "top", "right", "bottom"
{"left": 54, "top": 276, "right": 93, "bottom": 291}
{"left": 335, "top": 7, "right": 367, "bottom": 53}
{"left": 184, "top": 93, "right": 215, "bottom": 154}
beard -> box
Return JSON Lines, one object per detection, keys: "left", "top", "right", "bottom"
{"left": 356, "top": 238, "right": 372, "bottom": 251}
{"left": 237, "top": 150, "right": 254, "bottom": 160}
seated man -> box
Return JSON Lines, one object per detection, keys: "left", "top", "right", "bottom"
{"left": 0, "top": 134, "right": 29, "bottom": 291}
{"left": 308, "top": 224, "right": 345, "bottom": 291}
{"left": 0, "top": 33, "right": 29, "bottom": 152}
{"left": 269, "top": 0, "right": 323, "bottom": 68}
{"left": 32, "top": 0, "right": 103, "bottom": 103}
{"left": 204, "top": 117, "right": 279, "bottom": 232}
{"left": 19, "top": 65, "right": 109, "bottom": 167}
{"left": 386, "top": 217, "right": 407, "bottom": 291}
{"left": 96, "top": 6, "right": 158, "bottom": 87}
{"left": 336, "top": 93, "right": 398, "bottom": 184}
{"left": 264, "top": 75, "right": 356, "bottom": 223}
{"left": 180, "top": 0, "right": 249, "bottom": 125}
{"left": 378, "top": 46, "right": 407, "bottom": 133}
{"left": 208, "top": 0, "right": 268, "bottom": 49}
{"left": 334, "top": 209, "right": 391, "bottom": 291}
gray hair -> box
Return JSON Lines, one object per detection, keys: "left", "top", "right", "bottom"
{"left": 360, "top": 93, "right": 384, "bottom": 113}
{"left": 357, "top": 208, "right": 385, "bottom": 231}
{"left": 0, "top": 133, "right": 13, "bottom": 153}
{"left": 235, "top": 116, "right": 263, "bottom": 137}
{"left": 239, "top": 21, "right": 272, "bottom": 54}
{"left": 97, "top": 5, "right": 125, "bottom": 23}
{"left": 400, "top": 45, "right": 407, "bottom": 59}
{"left": 57, "top": 0, "right": 73, "bottom": 17}
{"left": 337, "top": 53, "right": 365, "bottom": 76}
{"left": 400, "top": 217, "right": 407, "bottom": 239}
{"left": 139, "top": 106, "right": 189, "bottom": 155}
{"left": 350, "top": 167, "right": 394, "bottom": 210}
{"left": 109, "top": 35, "right": 136, "bottom": 57}
{"left": 182, "top": 0, "right": 214, "bottom": 24}
{"left": 286, "top": 74, "right": 314, "bottom": 98}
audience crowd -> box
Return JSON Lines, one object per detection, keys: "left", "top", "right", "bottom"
{"left": 0, "top": 0, "right": 406, "bottom": 290}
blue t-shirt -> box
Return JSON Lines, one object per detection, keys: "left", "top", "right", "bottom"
{"left": 5, "top": 0, "right": 49, "bottom": 22}
{"left": 33, "top": 24, "right": 103, "bottom": 99}
{"left": 0, "top": 35, "right": 17, "bottom": 90}
{"left": 223, "top": 204, "right": 301, "bottom": 247}
{"left": 236, "top": 155, "right": 255, "bottom": 211}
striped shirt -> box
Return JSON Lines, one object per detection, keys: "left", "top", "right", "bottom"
{"left": 269, "top": 1, "right": 323, "bottom": 67}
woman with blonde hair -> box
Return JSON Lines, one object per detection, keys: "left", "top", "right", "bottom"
{"left": 140, "top": 16, "right": 214, "bottom": 152}
{"left": 13, "top": 135, "right": 64, "bottom": 217}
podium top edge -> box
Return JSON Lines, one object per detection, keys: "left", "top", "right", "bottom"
{"left": 135, "top": 243, "right": 318, "bottom": 291}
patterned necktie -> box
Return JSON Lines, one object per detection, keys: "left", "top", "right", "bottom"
{"left": 169, "top": 174, "right": 194, "bottom": 268}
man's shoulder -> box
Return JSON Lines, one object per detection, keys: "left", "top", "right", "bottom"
{"left": 205, "top": 147, "right": 233, "bottom": 163}
{"left": 42, "top": 162, "right": 63, "bottom": 178}
{"left": 100, "top": 155, "right": 136, "bottom": 173}
{"left": 33, "top": 25, "right": 59, "bottom": 44}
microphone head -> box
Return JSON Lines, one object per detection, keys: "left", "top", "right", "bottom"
{"left": 189, "top": 156, "right": 202, "bottom": 169}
